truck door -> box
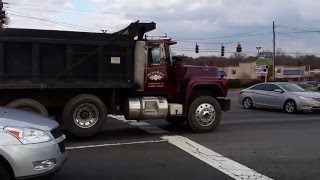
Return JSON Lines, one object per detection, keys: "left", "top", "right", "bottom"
{"left": 144, "top": 43, "right": 170, "bottom": 94}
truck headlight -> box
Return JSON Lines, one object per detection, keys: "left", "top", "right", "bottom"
{"left": 299, "top": 96, "right": 312, "bottom": 102}
{"left": 4, "top": 127, "right": 52, "bottom": 144}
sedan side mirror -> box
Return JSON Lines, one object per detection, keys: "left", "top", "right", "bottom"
{"left": 274, "top": 89, "right": 283, "bottom": 93}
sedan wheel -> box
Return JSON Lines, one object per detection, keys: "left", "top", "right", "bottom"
{"left": 0, "top": 164, "right": 11, "bottom": 180}
{"left": 284, "top": 100, "right": 296, "bottom": 113}
{"left": 243, "top": 97, "right": 253, "bottom": 109}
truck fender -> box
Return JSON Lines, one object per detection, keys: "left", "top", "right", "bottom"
{"left": 184, "top": 81, "right": 224, "bottom": 107}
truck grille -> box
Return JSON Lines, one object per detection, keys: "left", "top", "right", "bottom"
{"left": 50, "top": 128, "right": 63, "bottom": 139}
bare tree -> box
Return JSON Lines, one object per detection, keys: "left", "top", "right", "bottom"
{"left": 276, "top": 48, "right": 285, "bottom": 57}
{"left": 230, "top": 53, "right": 247, "bottom": 60}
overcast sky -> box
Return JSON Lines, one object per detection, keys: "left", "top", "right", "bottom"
{"left": 4, "top": 0, "right": 320, "bottom": 57}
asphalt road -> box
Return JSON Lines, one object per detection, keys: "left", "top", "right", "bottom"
{"left": 53, "top": 93, "right": 320, "bottom": 180}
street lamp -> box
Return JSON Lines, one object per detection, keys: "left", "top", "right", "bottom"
{"left": 256, "top": 47, "right": 262, "bottom": 57}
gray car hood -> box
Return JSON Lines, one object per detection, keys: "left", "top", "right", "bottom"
{"left": 292, "top": 91, "right": 320, "bottom": 98}
{"left": 0, "top": 107, "right": 58, "bottom": 131}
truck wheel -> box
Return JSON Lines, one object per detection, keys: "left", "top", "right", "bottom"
{"left": 5, "top": 98, "right": 48, "bottom": 116}
{"left": 187, "top": 96, "right": 221, "bottom": 133}
{"left": 63, "top": 94, "right": 107, "bottom": 137}
{"left": 0, "top": 164, "right": 12, "bottom": 180}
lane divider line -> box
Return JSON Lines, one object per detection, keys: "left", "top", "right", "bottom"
{"left": 162, "top": 135, "right": 273, "bottom": 180}
{"left": 66, "top": 140, "right": 166, "bottom": 150}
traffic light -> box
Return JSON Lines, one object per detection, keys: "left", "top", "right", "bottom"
{"left": 195, "top": 43, "right": 199, "bottom": 53}
{"left": 1, "top": 10, "right": 5, "bottom": 26}
{"left": 236, "top": 44, "right": 242, "bottom": 52}
{"left": 221, "top": 45, "right": 225, "bottom": 57}
{"left": 0, "top": 2, "right": 5, "bottom": 28}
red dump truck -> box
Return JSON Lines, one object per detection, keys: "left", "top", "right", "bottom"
{"left": 0, "top": 22, "right": 230, "bottom": 137}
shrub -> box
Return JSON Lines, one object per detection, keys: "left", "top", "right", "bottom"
{"left": 241, "top": 79, "right": 263, "bottom": 88}
{"left": 228, "top": 79, "right": 241, "bottom": 88}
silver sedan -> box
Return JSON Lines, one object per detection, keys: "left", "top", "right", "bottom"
{"left": 0, "top": 107, "right": 67, "bottom": 180}
{"left": 238, "top": 82, "right": 320, "bottom": 113}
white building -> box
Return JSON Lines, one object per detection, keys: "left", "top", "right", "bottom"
{"left": 218, "top": 60, "right": 311, "bottom": 80}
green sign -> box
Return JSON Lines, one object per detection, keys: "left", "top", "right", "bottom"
{"left": 257, "top": 58, "right": 273, "bottom": 65}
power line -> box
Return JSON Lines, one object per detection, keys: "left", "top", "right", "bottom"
{"left": 278, "top": 30, "right": 320, "bottom": 34}
{"left": 277, "top": 34, "right": 306, "bottom": 39}
{"left": 8, "top": 11, "right": 104, "bottom": 32}
{"left": 6, "top": 4, "right": 273, "bottom": 39}
{"left": 277, "top": 25, "right": 320, "bottom": 31}
{"left": 172, "top": 47, "right": 320, "bottom": 55}
{"left": 5, "top": 2, "right": 271, "bottom": 28}
{"left": 5, "top": 6, "right": 122, "bottom": 18}
{"left": 176, "top": 40, "right": 240, "bottom": 45}
{"left": 175, "top": 28, "right": 271, "bottom": 41}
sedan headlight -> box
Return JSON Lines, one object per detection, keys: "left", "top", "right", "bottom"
{"left": 4, "top": 127, "right": 52, "bottom": 144}
{"left": 299, "top": 96, "right": 313, "bottom": 102}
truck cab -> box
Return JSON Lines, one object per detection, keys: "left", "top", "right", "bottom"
{"left": 124, "top": 36, "right": 230, "bottom": 132}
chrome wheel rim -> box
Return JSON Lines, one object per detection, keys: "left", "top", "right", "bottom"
{"left": 73, "top": 103, "right": 99, "bottom": 128}
{"left": 195, "top": 103, "right": 216, "bottom": 127}
{"left": 243, "top": 98, "right": 252, "bottom": 109}
{"left": 285, "top": 102, "right": 295, "bottom": 113}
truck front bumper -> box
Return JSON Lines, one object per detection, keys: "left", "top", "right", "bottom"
{"left": 217, "top": 97, "right": 231, "bottom": 111}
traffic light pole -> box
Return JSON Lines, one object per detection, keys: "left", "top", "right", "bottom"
{"left": 0, "top": 0, "right": 3, "bottom": 30}
{"left": 273, "top": 21, "right": 276, "bottom": 80}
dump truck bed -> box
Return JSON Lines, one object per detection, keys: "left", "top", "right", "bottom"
{"left": 0, "top": 22, "right": 156, "bottom": 89}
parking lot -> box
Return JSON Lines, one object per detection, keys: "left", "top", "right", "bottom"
{"left": 54, "top": 92, "right": 320, "bottom": 180}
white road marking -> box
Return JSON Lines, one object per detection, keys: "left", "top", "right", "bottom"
{"left": 162, "top": 135, "right": 273, "bottom": 180}
{"left": 222, "top": 116, "right": 320, "bottom": 125}
{"left": 66, "top": 140, "right": 166, "bottom": 150}
{"left": 110, "top": 115, "right": 169, "bottom": 134}
{"left": 111, "top": 115, "right": 273, "bottom": 180}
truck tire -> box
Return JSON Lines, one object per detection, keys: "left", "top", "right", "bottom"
{"left": 187, "top": 96, "right": 221, "bottom": 133}
{"left": 63, "top": 94, "right": 107, "bottom": 137}
{"left": 0, "top": 164, "right": 12, "bottom": 180}
{"left": 5, "top": 98, "right": 48, "bottom": 117}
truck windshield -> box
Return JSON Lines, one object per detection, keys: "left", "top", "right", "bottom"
{"left": 169, "top": 46, "right": 174, "bottom": 63}
{"left": 151, "top": 47, "right": 161, "bottom": 64}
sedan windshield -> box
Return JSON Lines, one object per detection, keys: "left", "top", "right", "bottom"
{"left": 279, "top": 83, "right": 306, "bottom": 92}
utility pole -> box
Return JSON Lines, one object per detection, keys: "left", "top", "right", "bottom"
{"left": 273, "top": 21, "right": 276, "bottom": 80}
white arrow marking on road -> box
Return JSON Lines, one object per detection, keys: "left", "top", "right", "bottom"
{"left": 162, "top": 135, "right": 273, "bottom": 180}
